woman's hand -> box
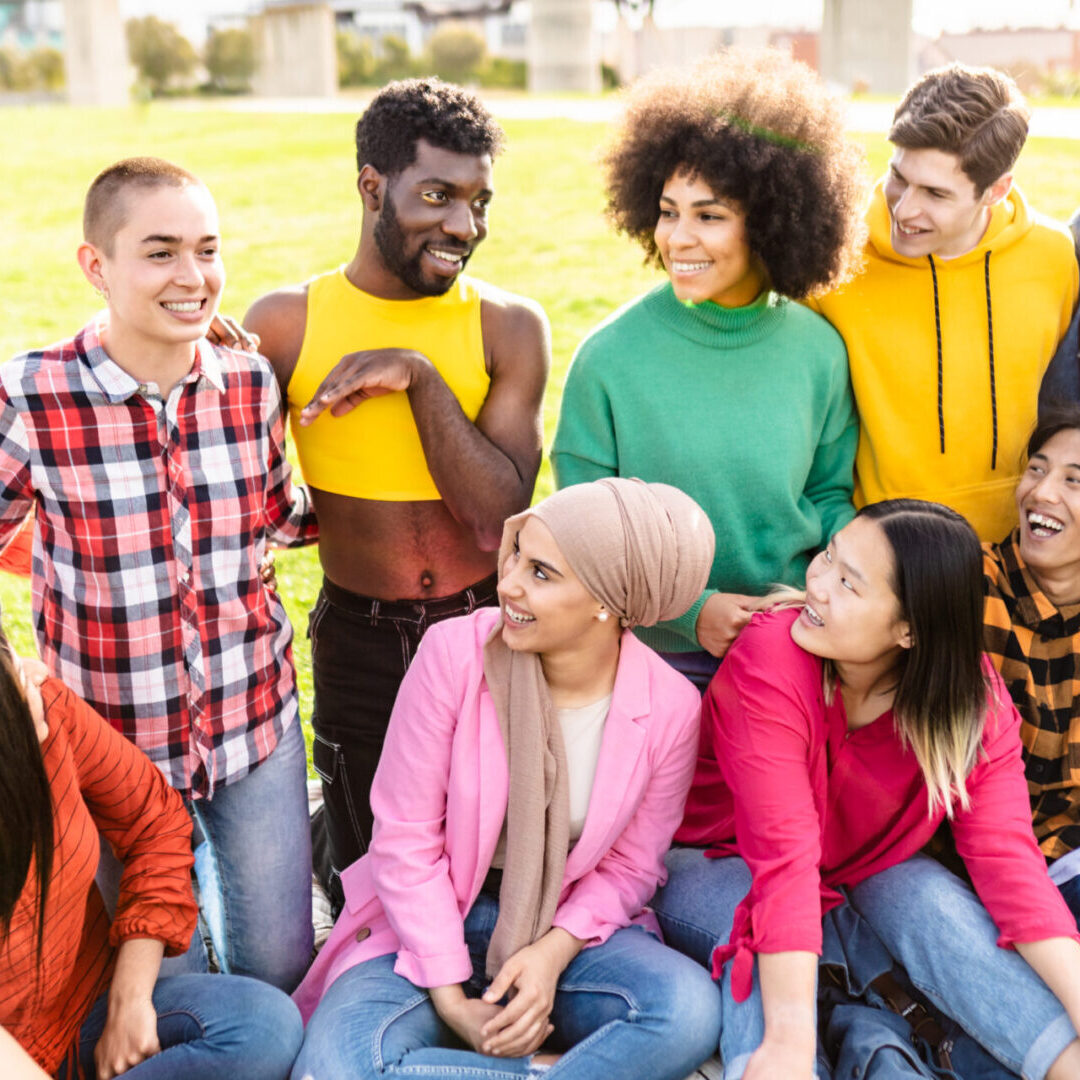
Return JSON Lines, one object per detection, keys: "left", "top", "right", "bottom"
{"left": 95, "top": 996, "right": 160, "bottom": 1080}
{"left": 479, "top": 928, "right": 585, "bottom": 1057}
{"left": 429, "top": 985, "right": 505, "bottom": 1053}
{"left": 696, "top": 592, "right": 762, "bottom": 658}
{"left": 95, "top": 939, "right": 164, "bottom": 1079}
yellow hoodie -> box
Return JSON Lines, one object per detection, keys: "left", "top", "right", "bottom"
{"left": 812, "top": 182, "right": 1077, "bottom": 541}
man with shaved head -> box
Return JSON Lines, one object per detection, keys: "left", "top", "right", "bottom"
{"left": 0, "top": 157, "right": 318, "bottom": 992}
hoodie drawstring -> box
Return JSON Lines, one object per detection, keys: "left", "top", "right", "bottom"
{"left": 984, "top": 252, "right": 998, "bottom": 470}
{"left": 927, "top": 252, "right": 998, "bottom": 469}
{"left": 928, "top": 255, "right": 944, "bottom": 453}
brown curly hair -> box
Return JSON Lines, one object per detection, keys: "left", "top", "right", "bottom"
{"left": 603, "top": 49, "right": 867, "bottom": 299}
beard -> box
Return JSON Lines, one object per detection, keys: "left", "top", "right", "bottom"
{"left": 374, "top": 187, "right": 471, "bottom": 297}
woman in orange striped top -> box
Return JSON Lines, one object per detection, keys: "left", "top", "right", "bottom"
{"left": 0, "top": 647, "right": 303, "bottom": 1079}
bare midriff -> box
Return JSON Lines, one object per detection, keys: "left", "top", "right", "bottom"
{"left": 310, "top": 487, "right": 497, "bottom": 600}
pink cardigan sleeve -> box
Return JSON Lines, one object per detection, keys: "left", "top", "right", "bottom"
{"left": 552, "top": 675, "right": 701, "bottom": 944}
{"left": 367, "top": 626, "right": 474, "bottom": 989}
{"left": 951, "top": 666, "right": 1079, "bottom": 947}
{"left": 710, "top": 615, "right": 828, "bottom": 998}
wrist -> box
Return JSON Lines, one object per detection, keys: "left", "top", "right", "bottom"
{"left": 405, "top": 351, "right": 435, "bottom": 390}
{"left": 763, "top": 1008, "right": 816, "bottom": 1051}
{"left": 429, "top": 983, "right": 467, "bottom": 1018}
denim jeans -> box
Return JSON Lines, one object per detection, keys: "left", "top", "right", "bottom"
{"left": 850, "top": 855, "right": 1078, "bottom": 1080}
{"left": 651, "top": 849, "right": 1079, "bottom": 1080}
{"left": 309, "top": 574, "right": 498, "bottom": 906}
{"left": 292, "top": 893, "right": 721, "bottom": 1080}
{"left": 56, "top": 973, "right": 302, "bottom": 1080}
{"left": 650, "top": 848, "right": 829, "bottom": 1080}
{"left": 98, "top": 717, "right": 313, "bottom": 992}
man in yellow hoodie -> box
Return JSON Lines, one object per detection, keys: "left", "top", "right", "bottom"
{"left": 813, "top": 64, "right": 1078, "bottom": 541}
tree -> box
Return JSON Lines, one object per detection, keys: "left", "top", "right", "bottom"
{"left": 375, "top": 34, "right": 413, "bottom": 82}
{"left": 205, "top": 27, "right": 256, "bottom": 92}
{"left": 125, "top": 16, "right": 197, "bottom": 95}
{"left": 337, "top": 31, "right": 375, "bottom": 87}
{"left": 427, "top": 23, "right": 486, "bottom": 85}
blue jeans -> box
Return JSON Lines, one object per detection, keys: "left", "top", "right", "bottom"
{"left": 292, "top": 893, "right": 721, "bottom": 1080}
{"left": 650, "top": 848, "right": 828, "bottom": 1080}
{"left": 98, "top": 717, "right": 313, "bottom": 991}
{"left": 850, "top": 855, "right": 1078, "bottom": 1080}
{"left": 56, "top": 973, "right": 302, "bottom": 1079}
{"left": 652, "top": 849, "right": 1079, "bottom": 1080}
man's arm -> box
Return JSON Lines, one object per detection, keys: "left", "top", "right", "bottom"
{"left": 243, "top": 288, "right": 308, "bottom": 399}
{"left": 416, "top": 292, "right": 549, "bottom": 549}
{"left": 300, "top": 290, "right": 550, "bottom": 551}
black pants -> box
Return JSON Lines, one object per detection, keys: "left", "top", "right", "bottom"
{"left": 309, "top": 573, "right": 498, "bottom": 907}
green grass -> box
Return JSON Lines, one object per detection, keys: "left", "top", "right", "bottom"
{"left": 2, "top": 103, "right": 1080, "bottom": 764}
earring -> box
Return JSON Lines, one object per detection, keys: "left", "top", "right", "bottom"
{"left": 597, "top": 610, "right": 609, "bottom": 622}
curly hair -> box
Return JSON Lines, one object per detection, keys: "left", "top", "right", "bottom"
{"left": 603, "top": 50, "right": 867, "bottom": 299}
{"left": 890, "top": 64, "right": 1028, "bottom": 194}
{"left": 355, "top": 77, "right": 504, "bottom": 177}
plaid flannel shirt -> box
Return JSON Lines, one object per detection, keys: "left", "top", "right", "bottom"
{"left": 0, "top": 317, "right": 318, "bottom": 797}
{"left": 984, "top": 531, "right": 1080, "bottom": 861}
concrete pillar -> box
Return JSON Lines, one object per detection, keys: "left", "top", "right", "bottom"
{"left": 528, "top": 0, "right": 600, "bottom": 94}
{"left": 62, "top": 0, "right": 130, "bottom": 105}
{"left": 820, "top": 0, "right": 913, "bottom": 95}
{"left": 252, "top": 2, "right": 336, "bottom": 99}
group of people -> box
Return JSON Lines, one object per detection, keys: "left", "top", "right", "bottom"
{"left": 4, "top": 45, "right": 1080, "bottom": 1080}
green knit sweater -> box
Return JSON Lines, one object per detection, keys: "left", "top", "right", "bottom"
{"left": 551, "top": 283, "right": 857, "bottom": 653}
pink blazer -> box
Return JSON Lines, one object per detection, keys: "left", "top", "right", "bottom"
{"left": 294, "top": 606, "right": 701, "bottom": 1021}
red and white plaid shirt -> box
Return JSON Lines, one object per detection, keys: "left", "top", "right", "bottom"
{"left": 0, "top": 316, "right": 318, "bottom": 797}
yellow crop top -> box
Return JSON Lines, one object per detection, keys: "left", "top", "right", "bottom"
{"left": 288, "top": 267, "right": 490, "bottom": 500}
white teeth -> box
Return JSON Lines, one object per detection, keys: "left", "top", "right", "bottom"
{"left": 672, "top": 260, "right": 711, "bottom": 272}
{"left": 162, "top": 301, "right": 202, "bottom": 312}
{"left": 803, "top": 604, "right": 824, "bottom": 627}
{"left": 1028, "top": 511, "right": 1064, "bottom": 535}
{"left": 428, "top": 248, "right": 464, "bottom": 263}
{"left": 896, "top": 223, "right": 923, "bottom": 235}
{"left": 504, "top": 607, "right": 535, "bottom": 625}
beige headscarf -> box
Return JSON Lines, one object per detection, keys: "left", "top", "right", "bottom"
{"left": 483, "top": 478, "right": 714, "bottom": 976}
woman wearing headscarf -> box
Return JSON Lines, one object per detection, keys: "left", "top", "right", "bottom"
{"left": 291, "top": 478, "right": 721, "bottom": 1080}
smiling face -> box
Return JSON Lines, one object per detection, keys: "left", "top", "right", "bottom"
{"left": 653, "top": 170, "right": 765, "bottom": 309}
{"left": 496, "top": 516, "right": 612, "bottom": 656}
{"left": 1016, "top": 428, "right": 1080, "bottom": 595}
{"left": 791, "top": 516, "right": 911, "bottom": 666}
{"left": 368, "top": 138, "right": 492, "bottom": 299}
{"left": 78, "top": 181, "right": 223, "bottom": 358}
{"left": 883, "top": 146, "right": 1009, "bottom": 259}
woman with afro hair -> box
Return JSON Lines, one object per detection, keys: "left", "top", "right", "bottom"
{"left": 551, "top": 48, "right": 867, "bottom": 690}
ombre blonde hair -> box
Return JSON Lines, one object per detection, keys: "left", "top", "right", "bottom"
{"left": 776, "top": 500, "right": 987, "bottom": 817}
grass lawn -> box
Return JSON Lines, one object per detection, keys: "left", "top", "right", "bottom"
{"left": 2, "top": 102, "right": 1080, "bottom": 765}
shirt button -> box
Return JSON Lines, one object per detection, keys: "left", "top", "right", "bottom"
{"left": 181, "top": 571, "right": 191, "bottom": 583}
{"left": 355, "top": 927, "right": 370, "bottom": 943}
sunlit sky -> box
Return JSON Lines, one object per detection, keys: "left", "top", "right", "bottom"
{"left": 115, "top": 0, "right": 1080, "bottom": 43}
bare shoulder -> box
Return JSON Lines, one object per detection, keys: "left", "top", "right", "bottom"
{"left": 243, "top": 284, "right": 310, "bottom": 392}
{"left": 476, "top": 280, "right": 550, "bottom": 376}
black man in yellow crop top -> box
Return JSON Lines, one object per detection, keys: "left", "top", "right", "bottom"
{"left": 245, "top": 81, "right": 550, "bottom": 905}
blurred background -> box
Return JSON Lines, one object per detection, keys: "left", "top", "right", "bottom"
{"left": 8, "top": 1, "right": 1080, "bottom": 106}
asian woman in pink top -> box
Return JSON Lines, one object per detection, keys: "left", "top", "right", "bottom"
{"left": 651, "top": 499, "right": 1080, "bottom": 1080}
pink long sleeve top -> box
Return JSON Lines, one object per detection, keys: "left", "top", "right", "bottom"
{"left": 676, "top": 608, "right": 1078, "bottom": 1002}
